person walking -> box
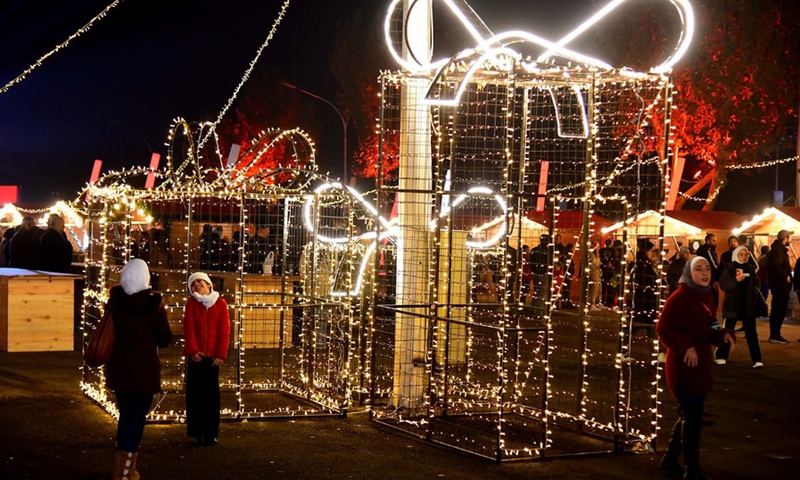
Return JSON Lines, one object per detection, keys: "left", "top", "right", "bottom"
{"left": 182, "top": 272, "right": 231, "bottom": 446}
{"left": 105, "top": 259, "right": 173, "bottom": 480}
{"left": 716, "top": 246, "right": 764, "bottom": 368}
{"left": 695, "top": 234, "right": 720, "bottom": 307}
{"left": 657, "top": 256, "right": 736, "bottom": 480}
{"left": 766, "top": 230, "right": 792, "bottom": 344}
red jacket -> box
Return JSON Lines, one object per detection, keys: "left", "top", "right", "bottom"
{"left": 182, "top": 296, "right": 231, "bottom": 360}
{"left": 657, "top": 284, "right": 732, "bottom": 397}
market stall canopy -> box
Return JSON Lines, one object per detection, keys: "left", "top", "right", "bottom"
{"left": 471, "top": 213, "right": 547, "bottom": 248}
{"left": 733, "top": 207, "right": 800, "bottom": 235}
{"left": 526, "top": 210, "right": 613, "bottom": 232}
{"left": 601, "top": 210, "right": 702, "bottom": 236}
{"left": 667, "top": 210, "right": 744, "bottom": 235}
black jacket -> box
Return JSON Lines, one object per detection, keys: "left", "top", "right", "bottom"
{"left": 767, "top": 239, "right": 791, "bottom": 293}
{"left": 695, "top": 243, "right": 719, "bottom": 280}
{"left": 8, "top": 227, "right": 41, "bottom": 269}
{"left": 719, "top": 262, "right": 758, "bottom": 318}
{"left": 39, "top": 228, "right": 73, "bottom": 272}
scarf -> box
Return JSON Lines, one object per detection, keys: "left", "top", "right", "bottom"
{"left": 191, "top": 290, "right": 220, "bottom": 309}
{"left": 678, "top": 256, "right": 712, "bottom": 293}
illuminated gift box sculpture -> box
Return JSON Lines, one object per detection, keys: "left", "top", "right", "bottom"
{"left": 81, "top": 119, "right": 365, "bottom": 421}
{"left": 365, "top": 0, "right": 692, "bottom": 461}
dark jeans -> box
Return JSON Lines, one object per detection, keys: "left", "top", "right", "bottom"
{"left": 716, "top": 316, "right": 762, "bottom": 364}
{"left": 769, "top": 287, "right": 789, "bottom": 338}
{"left": 664, "top": 385, "right": 706, "bottom": 475}
{"left": 186, "top": 357, "right": 221, "bottom": 439}
{"left": 115, "top": 391, "right": 154, "bottom": 453}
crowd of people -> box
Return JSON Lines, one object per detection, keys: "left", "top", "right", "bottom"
{"left": 120, "top": 221, "right": 286, "bottom": 275}
{"left": 0, "top": 214, "right": 75, "bottom": 272}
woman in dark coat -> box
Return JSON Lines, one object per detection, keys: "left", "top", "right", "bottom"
{"left": 657, "top": 256, "right": 736, "bottom": 480}
{"left": 105, "top": 259, "right": 173, "bottom": 479}
{"left": 716, "top": 246, "right": 763, "bottom": 367}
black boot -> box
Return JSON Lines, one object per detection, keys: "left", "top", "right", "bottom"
{"left": 660, "top": 413, "right": 684, "bottom": 476}
{"left": 682, "top": 402, "right": 708, "bottom": 480}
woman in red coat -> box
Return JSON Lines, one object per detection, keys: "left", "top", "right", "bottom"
{"left": 656, "top": 256, "right": 735, "bottom": 480}
{"left": 182, "top": 272, "right": 230, "bottom": 446}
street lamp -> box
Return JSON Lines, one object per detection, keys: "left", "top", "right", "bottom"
{"left": 282, "top": 82, "right": 350, "bottom": 184}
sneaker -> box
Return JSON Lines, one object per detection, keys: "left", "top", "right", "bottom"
{"left": 769, "top": 336, "right": 790, "bottom": 344}
{"left": 753, "top": 362, "right": 764, "bottom": 369}
{"left": 714, "top": 359, "right": 726, "bottom": 365}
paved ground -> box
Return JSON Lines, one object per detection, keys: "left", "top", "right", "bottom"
{"left": 1, "top": 318, "right": 799, "bottom": 480}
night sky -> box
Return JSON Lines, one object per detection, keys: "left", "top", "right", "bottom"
{"left": 0, "top": 0, "right": 781, "bottom": 212}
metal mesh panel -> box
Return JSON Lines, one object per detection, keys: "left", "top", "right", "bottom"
{"left": 81, "top": 188, "right": 355, "bottom": 421}
{"left": 371, "top": 65, "right": 669, "bottom": 461}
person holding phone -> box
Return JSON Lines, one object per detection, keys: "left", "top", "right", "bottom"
{"left": 657, "top": 256, "right": 736, "bottom": 480}
{"left": 716, "top": 246, "right": 764, "bottom": 367}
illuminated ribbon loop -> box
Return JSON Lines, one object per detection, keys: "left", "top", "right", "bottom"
{"left": 386, "top": 0, "right": 695, "bottom": 105}
{"left": 304, "top": 183, "right": 509, "bottom": 296}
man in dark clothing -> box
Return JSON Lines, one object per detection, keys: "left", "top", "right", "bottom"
{"left": 530, "top": 234, "right": 551, "bottom": 308}
{"left": 1, "top": 227, "right": 15, "bottom": 266}
{"left": 695, "top": 233, "right": 719, "bottom": 306}
{"left": 39, "top": 215, "right": 73, "bottom": 272}
{"left": 666, "top": 246, "right": 691, "bottom": 296}
{"left": 8, "top": 217, "right": 41, "bottom": 269}
{"left": 246, "top": 226, "right": 271, "bottom": 273}
{"left": 767, "top": 230, "right": 793, "bottom": 344}
{"left": 718, "top": 235, "right": 739, "bottom": 276}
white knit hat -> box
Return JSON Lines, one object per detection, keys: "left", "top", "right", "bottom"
{"left": 187, "top": 272, "right": 213, "bottom": 292}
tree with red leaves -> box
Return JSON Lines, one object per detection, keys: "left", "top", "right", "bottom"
{"left": 594, "top": 0, "right": 800, "bottom": 208}
{"left": 214, "top": 67, "right": 319, "bottom": 184}
{"left": 330, "top": 7, "right": 399, "bottom": 180}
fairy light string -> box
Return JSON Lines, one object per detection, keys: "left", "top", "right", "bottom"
{"left": 197, "top": 0, "right": 293, "bottom": 151}
{"left": 0, "top": 0, "right": 126, "bottom": 96}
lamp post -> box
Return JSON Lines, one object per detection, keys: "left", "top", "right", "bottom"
{"left": 282, "top": 82, "right": 350, "bottom": 184}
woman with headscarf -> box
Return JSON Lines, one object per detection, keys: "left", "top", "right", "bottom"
{"left": 182, "top": 272, "right": 230, "bottom": 446}
{"left": 657, "top": 257, "right": 736, "bottom": 480}
{"left": 716, "top": 245, "right": 763, "bottom": 368}
{"left": 105, "top": 259, "right": 173, "bottom": 480}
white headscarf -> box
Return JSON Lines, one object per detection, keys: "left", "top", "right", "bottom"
{"left": 120, "top": 258, "right": 151, "bottom": 295}
{"left": 732, "top": 245, "right": 749, "bottom": 265}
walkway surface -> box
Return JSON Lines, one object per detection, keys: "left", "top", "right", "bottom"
{"left": 1, "top": 319, "right": 798, "bottom": 480}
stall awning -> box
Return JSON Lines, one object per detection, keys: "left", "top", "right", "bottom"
{"left": 601, "top": 210, "right": 702, "bottom": 236}
{"left": 733, "top": 207, "right": 800, "bottom": 235}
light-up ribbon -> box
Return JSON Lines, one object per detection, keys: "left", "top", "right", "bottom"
{"left": 385, "top": 0, "right": 695, "bottom": 105}
{"left": 304, "top": 182, "right": 508, "bottom": 296}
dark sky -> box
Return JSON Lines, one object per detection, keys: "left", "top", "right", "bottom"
{"left": 0, "top": 0, "right": 608, "bottom": 203}
{"left": 4, "top": 0, "right": 764, "bottom": 211}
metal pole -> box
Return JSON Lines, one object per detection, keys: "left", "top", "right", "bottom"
{"left": 281, "top": 83, "right": 349, "bottom": 184}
